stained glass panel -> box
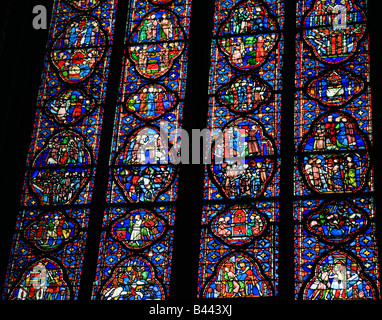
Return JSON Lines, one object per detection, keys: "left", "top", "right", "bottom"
{"left": 92, "top": 0, "right": 192, "bottom": 300}
{"left": 294, "top": 0, "right": 380, "bottom": 300}
{"left": 198, "top": 0, "right": 284, "bottom": 298}
{"left": 2, "top": 0, "right": 118, "bottom": 300}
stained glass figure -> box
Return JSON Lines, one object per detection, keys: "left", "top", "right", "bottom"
{"left": 302, "top": 0, "right": 366, "bottom": 64}
{"left": 202, "top": 253, "right": 273, "bottom": 298}
{"left": 210, "top": 204, "right": 268, "bottom": 246}
{"left": 302, "top": 251, "right": 378, "bottom": 300}
{"left": 65, "top": 0, "right": 104, "bottom": 11}
{"left": 23, "top": 211, "right": 79, "bottom": 252}
{"left": 8, "top": 259, "right": 70, "bottom": 300}
{"left": 128, "top": 10, "right": 185, "bottom": 78}
{"left": 51, "top": 15, "right": 107, "bottom": 83}
{"left": 294, "top": 0, "right": 380, "bottom": 300}
{"left": 210, "top": 118, "right": 276, "bottom": 200}
{"left": 125, "top": 84, "right": 178, "bottom": 121}
{"left": 44, "top": 89, "right": 96, "bottom": 125}
{"left": 199, "top": 202, "right": 279, "bottom": 298}
{"left": 305, "top": 69, "right": 364, "bottom": 108}
{"left": 93, "top": 206, "right": 175, "bottom": 300}
{"left": 218, "top": 1, "right": 279, "bottom": 71}
{"left": 303, "top": 200, "right": 369, "bottom": 244}
{"left": 217, "top": 75, "right": 272, "bottom": 114}
{"left": 110, "top": 209, "right": 167, "bottom": 250}
{"left": 100, "top": 256, "right": 165, "bottom": 300}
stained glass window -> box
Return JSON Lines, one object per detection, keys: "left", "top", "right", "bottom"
{"left": 197, "top": 0, "right": 284, "bottom": 298}
{"left": 1, "top": 0, "right": 118, "bottom": 300}
{"left": 1, "top": 0, "right": 380, "bottom": 304}
{"left": 294, "top": 0, "right": 380, "bottom": 300}
{"left": 91, "top": 0, "right": 192, "bottom": 300}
